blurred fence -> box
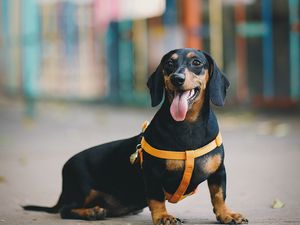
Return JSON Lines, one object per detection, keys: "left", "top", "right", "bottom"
{"left": 0, "top": 0, "right": 299, "bottom": 107}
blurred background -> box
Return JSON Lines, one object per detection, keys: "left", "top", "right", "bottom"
{"left": 0, "top": 0, "right": 299, "bottom": 113}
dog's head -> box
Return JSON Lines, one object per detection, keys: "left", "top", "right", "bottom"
{"left": 147, "top": 48, "right": 230, "bottom": 122}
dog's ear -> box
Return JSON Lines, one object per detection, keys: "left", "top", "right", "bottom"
{"left": 203, "top": 52, "right": 230, "bottom": 106}
{"left": 147, "top": 63, "right": 164, "bottom": 107}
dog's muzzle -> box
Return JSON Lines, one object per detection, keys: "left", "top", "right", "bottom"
{"left": 170, "top": 73, "right": 185, "bottom": 87}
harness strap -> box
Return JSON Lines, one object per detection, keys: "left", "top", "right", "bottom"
{"left": 140, "top": 133, "right": 222, "bottom": 160}
{"left": 131, "top": 121, "right": 223, "bottom": 204}
{"left": 168, "top": 150, "right": 195, "bottom": 203}
{"left": 140, "top": 133, "right": 222, "bottom": 203}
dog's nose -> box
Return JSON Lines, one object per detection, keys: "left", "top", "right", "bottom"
{"left": 170, "top": 73, "right": 185, "bottom": 87}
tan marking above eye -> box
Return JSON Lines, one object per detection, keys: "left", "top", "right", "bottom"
{"left": 187, "top": 52, "right": 196, "bottom": 58}
{"left": 171, "top": 53, "right": 179, "bottom": 60}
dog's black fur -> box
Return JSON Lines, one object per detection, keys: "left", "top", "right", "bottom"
{"left": 23, "top": 48, "right": 247, "bottom": 224}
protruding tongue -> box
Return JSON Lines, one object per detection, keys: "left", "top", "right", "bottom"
{"left": 170, "top": 90, "right": 190, "bottom": 121}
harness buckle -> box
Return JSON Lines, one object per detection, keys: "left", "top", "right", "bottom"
{"left": 129, "top": 121, "right": 149, "bottom": 166}
{"left": 130, "top": 144, "right": 143, "bottom": 165}
{"left": 136, "top": 143, "right": 142, "bottom": 150}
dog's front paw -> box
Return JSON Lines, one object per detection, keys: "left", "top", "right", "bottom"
{"left": 216, "top": 211, "right": 248, "bottom": 224}
{"left": 155, "top": 215, "right": 182, "bottom": 225}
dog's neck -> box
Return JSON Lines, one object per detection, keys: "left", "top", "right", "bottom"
{"left": 144, "top": 98, "right": 220, "bottom": 151}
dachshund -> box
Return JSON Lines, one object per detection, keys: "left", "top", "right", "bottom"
{"left": 23, "top": 48, "right": 248, "bottom": 225}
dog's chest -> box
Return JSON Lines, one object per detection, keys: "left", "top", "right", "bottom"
{"left": 165, "top": 153, "right": 222, "bottom": 186}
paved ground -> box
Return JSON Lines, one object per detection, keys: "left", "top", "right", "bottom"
{"left": 0, "top": 97, "right": 300, "bottom": 225}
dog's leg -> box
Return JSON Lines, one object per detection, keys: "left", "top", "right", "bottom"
{"left": 148, "top": 199, "right": 181, "bottom": 225}
{"left": 144, "top": 177, "right": 182, "bottom": 225}
{"left": 60, "top": 189, "right": 143, "bottom": 220}
{"left": 60, "top": 203, "right": 107, "bottom": 220}
{"left": 207, "top": 163, "right": 248, "bottom": 224}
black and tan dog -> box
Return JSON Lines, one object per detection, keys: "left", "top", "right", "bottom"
{"left": 23, "top": 48, "right": 248, "bottom": 224}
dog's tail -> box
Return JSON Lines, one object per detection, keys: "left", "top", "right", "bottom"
{"left": 22, "top": 194, "right": 63, "bottom": 214}
{"left": 22, "top": 205, "right": 59, "bottom": 213}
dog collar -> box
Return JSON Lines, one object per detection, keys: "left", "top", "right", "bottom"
{"left": 132, "top": 121, "right": 223, "bottom": 203}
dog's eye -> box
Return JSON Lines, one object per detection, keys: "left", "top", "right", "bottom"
{"left": 192, "top": 59, "right": 202, "bottom": 66}
{"left": 165, "top": 60, "right": 175, "bottom": 73}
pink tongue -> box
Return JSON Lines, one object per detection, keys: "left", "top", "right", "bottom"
{"left": 170, "top": 91, "right": 190, "bottom": 121}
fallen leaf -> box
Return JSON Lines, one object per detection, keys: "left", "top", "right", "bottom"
{"left": 272, "top": 198, "right": 285, "bottom": 209}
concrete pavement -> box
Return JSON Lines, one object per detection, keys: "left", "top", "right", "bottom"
{"left": 0, "top": 98, "right": 300, "bottom": 225}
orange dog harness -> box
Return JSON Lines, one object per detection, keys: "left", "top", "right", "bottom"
{"left": 131, "top": 121, "right": 223, "bottom": 203}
